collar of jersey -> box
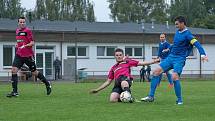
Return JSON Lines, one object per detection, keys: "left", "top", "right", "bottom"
{"left": 18, "top": 27, "right": 26, "bottom": 31}
{"left": 117, "top": 61, "right": 127, "bottom": 65}
{"left": 178, "top": 28, "right": 188, "bottom": 33}
{"left": 160, "top": 40, "right": 167, "bottom": 44}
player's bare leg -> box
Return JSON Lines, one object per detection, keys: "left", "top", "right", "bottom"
{"left": 110, "top": 92, "right": 120, "bottom": 103}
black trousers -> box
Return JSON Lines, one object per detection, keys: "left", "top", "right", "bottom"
{"left": 55, "top": 69, "right": 60, "bottom": 80}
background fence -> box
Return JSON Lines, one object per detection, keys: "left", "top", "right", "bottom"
{"left": 1, "top": 70, "right": 215, "bottom": 82}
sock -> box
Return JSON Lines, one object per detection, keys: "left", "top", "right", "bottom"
{"left": 123, "top": 87, "right": 131, "bottom": 93}
{"left": 166, "top": 72, "right": 173, "bottom": 85}
{"left": 37, "top": 72, "right": 50, "bottom": 86}
{"left": 158, "top": 74, "right": 162, "bottom": 85}
{"left": 173, "top": 80, "right": 182, "bottom": 102}
{"left": 11, "top": 74, "right": 18, "bottom": 93}
{"left": 149, "top": 75, "right": 160, "bottom": 97}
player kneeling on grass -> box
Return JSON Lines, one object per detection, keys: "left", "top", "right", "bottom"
{"left": 90, "top": 48, "right": 159, "bottom": 103}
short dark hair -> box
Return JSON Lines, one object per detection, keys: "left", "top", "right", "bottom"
{"left": 18, "top": 16, "right": 26, "bottom": 22}
{"left": 114, "top": 48, "right": 124, "bottom": 54}
{"left": 174, "top": 16, "right": 187, "bottom": 25}
{"left": 160, "top": 33, "right": 166, "bottom": 36}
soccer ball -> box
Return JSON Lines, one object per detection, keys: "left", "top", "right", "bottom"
{"left": 120, "top": 91, "right": 132, "bottom": 103}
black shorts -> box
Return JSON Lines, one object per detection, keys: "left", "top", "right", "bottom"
{"left": 12, "top": 54, "right": 37, "bottom": 72}
{"left": 111, "top": 75, "right": 132, "bottom": 94}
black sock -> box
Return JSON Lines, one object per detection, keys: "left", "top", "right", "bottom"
{"left": 37, "top": 72, "right": 49, "bottom": 86}
{"left": 123, "top": 87, "right": 131, "bottom": 93}
{"left": 11, "top": 74, "right": 18, "bottom": 93}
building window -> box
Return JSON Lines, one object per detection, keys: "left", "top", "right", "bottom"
{"left": 134, "top": 48, "right": 142, "bottom": 56}
{"left": 78, "top": 47, "right": 87, "bottom": 56}
{"left": 125, "top": 48, "right": 132, "bottom": 56}
{"left": 106, "top": 47, "right": 115, "bottom": 56}
{"left": 152, "top": 47, "right": 159, "bottom": 57}
{"left": 97, "top": 46, "right": 117, "bottom": 57}
{"left": 125, "top": 47, "right": 144, "bottom": 58}
{"left": 3, "top": 45, "right": 15, "bottom": 67}
{"left": 67, "top": 46, "right": 88, "bottom": 57}
{"left": 97, "top": 46, "right": 105, "bottom": 56}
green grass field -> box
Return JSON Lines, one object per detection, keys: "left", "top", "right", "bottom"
{"left": 0, "top": 80, "right": 215, "bottom": 121}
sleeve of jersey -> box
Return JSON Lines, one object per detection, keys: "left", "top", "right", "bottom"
{"left": 187, "top": 31, "right": 206, "bottom": 56}
{"left": 129, "top": 59, "right": 139, "bottom": 67}
{"left": 27, "top": 30, "right": 34, "bottom": 42}
{"left": 166, "top": 42, "right": 171, "bottom": 49}
{"left": 107, "top": 68, "right": 114, "bottom": 81}
{"left": 192, "top": 40, "right": 206, "bottom": 56}
{"left": 168, "top": 45, "right": 172, "bottom": 51}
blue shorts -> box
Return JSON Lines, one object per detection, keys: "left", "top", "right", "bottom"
{"left": 160, "top": 55, "right": 186, "bottom": 75}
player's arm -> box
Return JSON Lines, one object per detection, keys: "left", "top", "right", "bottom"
{"left": 25, "top": 41, "right": 34, "bottom": 47}
{"left": 20, "top": 30, "right": 34, "bottom": 48}
{"left": 190, "top": 38, "right": 208, "bottom": 62}
{"left": 162, "top": 43, "right": 171, "bottom": 53}
{"left": 19, "top": 41, "right": 34, "bottom": 49}
{"left": 90, "top": 79, "right": 112, "bottom": 94}
{"left": 137, "top": 58, "right": 160, "bottom": 66}
{"left": 162, "top": 48, "right": 170, "bottom": 53}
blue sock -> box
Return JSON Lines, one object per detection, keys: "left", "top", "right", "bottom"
{"left": 158, "top": 74, "right": 162, "bottom": 85}
{"left": 173, "top": 80, "right": 182, "bottom": 102}
{"left": 166, "top": 72, "right": 173, "bottom": 85}
{"left": 149, "top": 76, "right": 160, "bottom": 97}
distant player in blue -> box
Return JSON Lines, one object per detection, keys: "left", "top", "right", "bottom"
{"left": 157, "top": 33, "right": 173, "bottom": 87}
{"left": 141, "top": 16, "right": 208, "bottom": 105}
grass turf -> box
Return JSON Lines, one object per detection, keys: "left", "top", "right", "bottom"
{"left": 0, "top": 80, "right": 215, "bottom": 121}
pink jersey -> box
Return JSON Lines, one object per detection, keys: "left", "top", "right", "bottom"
{"left": 108, "top": 59, "right": 139, "bottom": 81}
{"left": 16, "top": 27, "right": 34, "bottom": 57}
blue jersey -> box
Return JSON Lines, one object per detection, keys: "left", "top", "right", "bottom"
{"left": 170, "top": 29, "right": 195, "bottom": 58}
{"left": 158, "top": 41, "right": 171, "bottom": 59}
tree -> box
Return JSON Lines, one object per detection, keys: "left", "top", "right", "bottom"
{"left": 0, "top": 0, "right": 6, "bottom": 18}
{"left": 86, "top": 0, "right": 95, "bottom": 22}
{"left": 148, "top": 0, "right": 168, "bottom": 23}
{"left": 34, "top": 0, "right": 95, "bottom": 22}
{"left": 204, "top": 0, "right": 215, "bottom": 15}
{"left": 108, "top": 0, "right": 168, "bottom": 23}
{"left": 35, "top": 0, "right": 46, "bottom": 19}
{"left": 169, "top": 0, "right": 207, "bottom": 26}
{"left": 0, "top": 0, "right": 25, "bottom": 19}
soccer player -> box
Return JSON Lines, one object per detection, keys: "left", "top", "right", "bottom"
{"left": 157, "top": 33, "right": 173, "bottom": 87}
{"left": 6, "top": 17, "right": 52, "bottom": 97}
{"left": 90, "top": 48, "right": 160, "bottom": 103}
{"left": 141, "top": 16, "right": 208, "bottom": 105}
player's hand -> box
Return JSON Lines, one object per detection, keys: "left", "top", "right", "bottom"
{"left": 19, "top": 45, "right": 25, "bottom": 49}
{"left": 90, "top": 89, "right": 98, "bottom": 94}
{"left": 201, "top": 55, "right": 208, "bottom": 62}
{"left": 162, "top": 49, "right": 169, "bottom": 53}
{"left": 153, "top": 58, "right": 160, "bottom": 63}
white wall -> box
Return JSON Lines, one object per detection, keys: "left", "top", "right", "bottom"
{"left": 61, "top": 43, "right": 159, "bottom": 76}
{"left": 1, "top": 42, "right": 214, "bottom": 77}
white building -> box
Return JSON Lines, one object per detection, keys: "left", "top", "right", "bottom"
{"left": 0, "top": 19, "right": 215, "bottom": 80}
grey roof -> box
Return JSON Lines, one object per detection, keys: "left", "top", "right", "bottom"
{"left": 0, "top": 18, "right": 215, "bottom": 35}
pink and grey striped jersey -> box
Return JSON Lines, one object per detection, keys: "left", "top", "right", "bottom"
{"left": 108, "top": 59, "right": 139, "bottom": 81}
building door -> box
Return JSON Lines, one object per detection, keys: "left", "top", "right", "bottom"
{"left": 36, "top": 49, "right": 54, "bottom": 79}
